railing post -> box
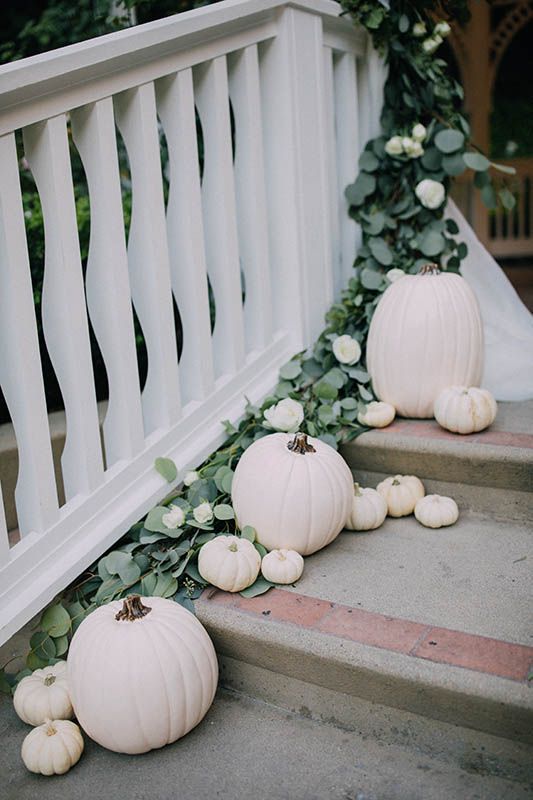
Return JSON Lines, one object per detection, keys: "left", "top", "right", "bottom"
{"left": 260, "top": 5, "right": 334, "bottom": 350}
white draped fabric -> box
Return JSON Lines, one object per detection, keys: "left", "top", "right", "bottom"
{"left": 446, "top": 200, "right": 533, "bottom": 401}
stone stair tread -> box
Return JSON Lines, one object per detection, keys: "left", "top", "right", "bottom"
{"left": 2, "top": 687, "right": 531, "bottom": 800}
{"left": 196, "top": 516, "right": 533, "bottom": 745}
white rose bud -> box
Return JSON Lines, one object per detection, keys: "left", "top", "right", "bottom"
{"left": 332, "top": 335, "right": 362, "bottom": 366}
{"left": 193, "top": 502, "right": 213, "bottom": 525}
{"left": 412, "top": 123, "right": 427, "bottom": 142}
{"left": 434, "top": 21, "right": 451, "bottom": 37}
{"left": 387, "top": 268, "right": 406, "bottom": 283}
{"left": 415, "top": 179, "right": 446, "bottom": 210}
{"left": 162, "top": 504, "right": 185, "bottom": 529}
{"left": 422, "top": 35, "right": 443, "bottom": 54}
{"left": 385, "top": 135, "right": 404, "bottom": 156}
{"left": 183, "top": 470, "right": 199, "bottom": 486}
{"left": 402, "top": 137, "right": 423, "bottom": 158}
{"left": 412, "top": 21, "right": 426, "bottom": 37}
{"left": 263, "top": 398, "right": 304, "bottom": 433}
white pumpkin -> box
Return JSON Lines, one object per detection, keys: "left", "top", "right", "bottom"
{"left": 414, "top": 494, "right": 459, "bottom": 528}
{"left": 377, "top": 475, "right": 425, "bottom": 517}
{"left": 357, "top": 401, "right": 396, "bottom": 428}
{"left": 261, "top": 549, "right": 304, "bottom": 584}
{"left": 367, "top": 264, "right": 484, "bottom": 418}
{"left": 67, "top": 595, "right": 218, "bottom": 754}
{"left": 345, "top": 484, "right": 388, "bottom": 531}
{"left": 14, "top": 660, "right": 73, "bottom": 726}
{"left": 198, "top": 535, "right": 260, "bottom": 592}
{"left": 231, "top": 432, "right": 353, "bottom": 556}
{"left": 434, "top": 386, "right": 497, "bottom": 434}
{"left": 21, "top": 718, "right": 83, "bottom": 775}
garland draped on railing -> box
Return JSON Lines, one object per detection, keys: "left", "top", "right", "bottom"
{"left": 0, "top": 0, "right": 516, "bottom": 690}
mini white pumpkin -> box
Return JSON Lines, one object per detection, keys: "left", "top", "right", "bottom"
{"left": 345, "top": 484, "right": 388, "bottom": 531}
{"left": 367, "top": 264, "right": 484, "bottom": 418}
{"left": 231, "top": 432, "right": 353, "bottom": 556}
{"left": 434, "top": 386, "right": 497, "bottom": 434}
{"left": 261, "top": 549, "right": 304, "bottom": 584}
{"left": 21, "top": 718, "right": 84, "bottom": 775}
{"left": 377, "top": 475, "right": 425, "bottom": 517}
{"left": 357, "top": 401, "right": 396, "bottom": 428}
{"left": 198, "top": 535, "right": 260, "bottom": 592}
{"left": 414, "top": 494, "right": 459, "bottom": 528}
{"left": 14, "top": 660, "right": 73, "bottom": 726}
{"left": 68, "top": 595, "right": 218, "bottom": 754}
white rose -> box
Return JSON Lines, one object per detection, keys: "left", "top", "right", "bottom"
{"left": 412, "top": 123, "right": 427, "bottom": 142}
{"left": 183, "top": 470, "right": 199, "bottom": 486}
{"left": 162, "top": 504, "right": 185, "bottom": 529}
{"left": 422, "top": 35, "right": 442, "bottom": 54}
{"left": 402, "top": 138, "right": 423, "bottom": 158}
{"left": 415, "top": 179, "right": 446, "bottom": 210}
{"left": 412, "top": 21, "right": 426, "bottom": 37}
{"left": 387, "top": 268, "right": 406, "bottom": 283}
{"left": 332, "top": 335, "right": 362, "bottom": 366}
{"left": 385, "top": 135, "right": 403, "bottom": 156}
{"left": 263, "top": 398, "right": 304, "bottom": 433}
{"left": 434, "top": 21, "right": 451, "bottom": 37}
{"left": 193, "top": 502, "right": 213, "bottom": 525}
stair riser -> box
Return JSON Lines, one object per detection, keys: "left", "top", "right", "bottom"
{"left": 341, "top": 439, "right": 533, "bottom": 495}
{"left": 197, "top": 607, "right": 533, "bottom": 747}
{"left": 352, "top": 468, "right": 533, "bottom": 523}
{"left": 218, "top": 656, "right": 533, "bottom": 786}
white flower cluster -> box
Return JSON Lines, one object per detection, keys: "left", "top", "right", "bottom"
{"left": 417, "top": 19, "right": 451, "bottom": 55}
{"left": 264, "top": 397, "right": 304, "bottom": 432}
{"left": 385, "top": 123, "right": 426, "bottom": 159}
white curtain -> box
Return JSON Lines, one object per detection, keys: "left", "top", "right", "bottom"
{"left": 446, "top": 200, "right": 533, "bottom": 401}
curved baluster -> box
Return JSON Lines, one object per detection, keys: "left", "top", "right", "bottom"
{"left": 228, "top": 45, "right": 273, "bottom": 354}
{"left": 0, "top": 132, "right": 59, "bottom": 534}
{"left": 114, "top": 83, "right": 181, "bottom": 434}
{"left": 71, "top": 99, "right": 144, "bottom": 465}
{"left": 194, "top": 56, "right": 245, "bottom": 378}
{"left": 156, "top": 70, "right": 214, "bottom": 406}
{"left": 23, "top": 116, "right": 104, "bottom": 500}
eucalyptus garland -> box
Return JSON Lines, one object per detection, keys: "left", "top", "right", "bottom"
{"left": 0, "top": 0, "right": 515, "bottom": 691}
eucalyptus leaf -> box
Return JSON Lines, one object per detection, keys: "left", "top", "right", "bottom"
{"left": 463, "top": 152, "right": 490, "bottom": 171}
{"left": 434, "top": 129, "right": 465, "bottom": 154}
{"left": 241, "top": 525, "right": 257, "bottom": 543}
{"left": 368, "top": 237, "right": 393, "bottom": 266}
{"left": 40, "top": 604, "right": 71, "bottom": 638}
{"left": 154, "top": 457, "right": 178, "bottom": 483}
{"left": 499, "top": 188, "right": 516, "bottom": 210}
{"left": 239, "top": 577, "right": 274, "bottom": 598}
{"left": 358, "top": 150, "right": 379, "bottom": 172}
{"left": 279, "top": 360, "right": 302, "bottom": 380}
{"left": 30, "top": 631, "right": 56, "bottom": 661}
{"left": 419, "top": 231, "right": 445, "bottom": 257}
{"left": 360, "top": 268, "right": 383, "bottom": 290}
{"left": 213, "top": 503, "right": 235, "bottom": 520}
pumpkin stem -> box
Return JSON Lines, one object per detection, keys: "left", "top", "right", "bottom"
{"left": 287, "top": 433, "right": 316, "bottom": 455}
{"left": 115, "top": 595, "right": 152, "bottom": 622}
{"left": 353, "top": 482, "right": 362, "bottom": 496}
{"left": 43, "top": 675, "right": 56, "bottom": 687}
{"left": 418, "top": 263, "right": 440, "bottom": 276}
{"left": 44, "top": 719, "right": 57, "bottom": 736}
{"left": 228, "top": 543, "right": 238, "bottom": 552}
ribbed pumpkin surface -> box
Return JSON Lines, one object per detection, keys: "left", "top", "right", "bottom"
{"left": 231, "top": 433, "right": 353, "bottom": 555}
{"left": 67, "top": 597, "right": 218, "bottom": 754}
{"left": 367, "top": 272, "right": 484, "bottom": 418}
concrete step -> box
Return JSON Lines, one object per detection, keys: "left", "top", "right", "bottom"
{"left": 340, "top": 399, "right": 533, "bottom": 522}
{"left": 2, "top": 685, "right": 532, "bottom": 799}
{"left": 196, "top": 514, "right": 533, "bottom": 747}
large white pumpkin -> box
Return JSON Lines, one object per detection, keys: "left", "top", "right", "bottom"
{"left": 367, "top": 264, "right": 484, "bottom": 418}
{"left": 231, "top": 432, "right": 353, "bottom": 556}
{"left": 67, "top": 595, "right": 218, "bottom": 754}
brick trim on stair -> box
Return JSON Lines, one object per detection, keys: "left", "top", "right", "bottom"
{"left": 203, "top": 587, "right": 533, "bottom": 683}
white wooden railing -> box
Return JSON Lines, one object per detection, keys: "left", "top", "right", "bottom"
{"left": 0, "top": 0, "right": 385, "bottom": 644}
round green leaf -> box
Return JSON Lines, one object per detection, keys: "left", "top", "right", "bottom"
{"left": 419, "top": 231, "right": 445, "bottom": 257}
{"left": 421, "top": 148, "right": 442, "bottom": 171}
{"left": 53, "top": 635, "right": 69, "bottom": 657}
{"left": 360, "top": 268, "right": 383, "bottom": 290}
{"left": 463, "top": 152, "right": 490, "bottom": 172}
{"left": 30, "top": 631, "right": 56, "bottom": 661}
{"left": 442, "top": 153, "right": 466, "bottom": 176}
{"left": 239, "top": 577, "right": 274, "bottom": 598}
{"left": 279, "top": 361, "right": 302, "bottom": 381}
{"left": 434, "top": 129, "right": 465, "bottom": 154}
{"left": 213, "top": 503, "right": 234, "bottom": 520}
{"left": 363, "top": 212, "right": 385, "bottom": 235}
{"left": 368, "top": 237, "right": 393, "bottom": 266}
{"left": 481, "top": 183, "right": 497, "bottom": 209}
{"left": 154, "top": 457, "right": 177, "bottom": 483}
{"left": 241, "top": 525, "right": 257, "bottom": 543}
{"left": 358, "top": 150, "right": 380, "bottom": 172}
{"left": 40, "top": 604, "right": 71, "bottom": 638}
{"left": 499, "top": 188, "right": 516, "bottom": 210}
